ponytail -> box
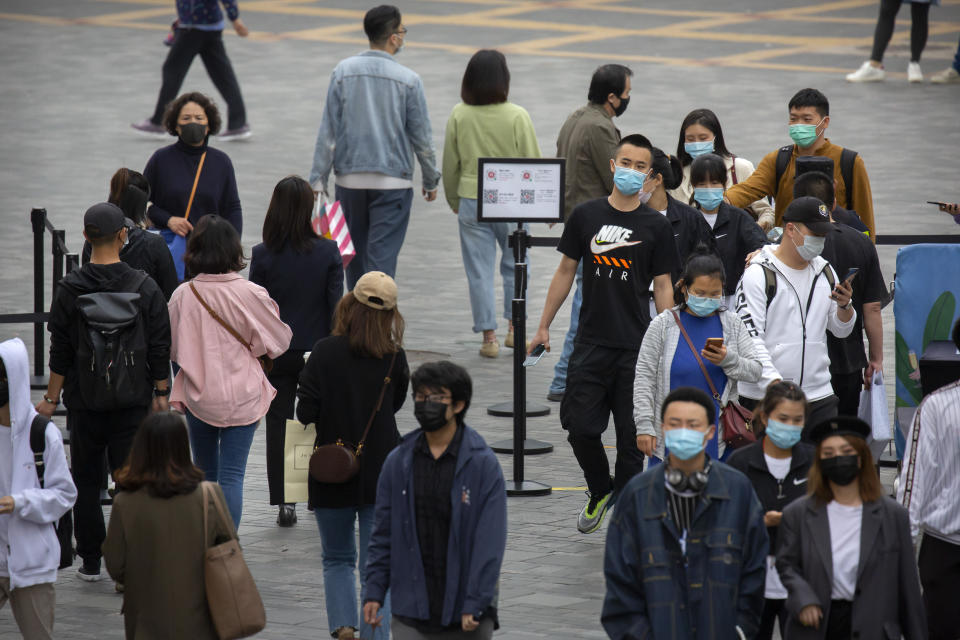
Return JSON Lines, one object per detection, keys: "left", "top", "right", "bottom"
{"left": 651, "top": 147, "right": 683, "bottom": 191}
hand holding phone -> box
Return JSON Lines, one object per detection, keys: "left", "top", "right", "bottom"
{"left": 702, "top": 338, "right": 726, "bottom": 365}
{"left": 523, "top": 344, "right": 547, "bottom": 367}
{"left": 843, "top": 267, "right": 860, "bottom": 284}
{"left": 705, "top": 338, "right": 724, "bottom": 350}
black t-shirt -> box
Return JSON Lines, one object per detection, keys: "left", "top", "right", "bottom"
{"left": 558, "top": 198, "right": 680, "bottom": 349}
{"left": 821, "top": 221, "right": 886, "bottom": 374}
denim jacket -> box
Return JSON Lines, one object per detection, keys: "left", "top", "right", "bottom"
{"left": 309, "top": 50, "right": 441, "bottom": 192}
{"left": 602, "top": 461, "right": 768, "bottom": 640}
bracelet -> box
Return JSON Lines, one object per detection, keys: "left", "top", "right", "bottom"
{"left": 43, "top": 394, "right": 60, "bottom": 406}
{"left": 840, "top": 300, "right": 852, "bottom": 310}
{"left": 154, "top": 387, "right": 171, "bottom": 397}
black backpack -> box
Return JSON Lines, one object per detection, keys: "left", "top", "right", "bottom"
{"left": 29, "top": 414, "right": 75, "bottom": 569}
{"left": 774, "top": 146, "right": 859, "bottom": 213}
{"left": 74, "top": 271, "right": 152, "bottom": 410}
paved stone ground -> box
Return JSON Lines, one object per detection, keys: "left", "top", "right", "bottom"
{"left": 1, "top": 0, "right": 959, "bottom": 638}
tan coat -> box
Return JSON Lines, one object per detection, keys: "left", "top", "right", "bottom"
{"left": 103, "top": 484, "right": 234, "bottom": 640}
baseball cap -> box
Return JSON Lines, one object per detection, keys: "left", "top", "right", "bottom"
{"left": 83, "top": 202, "right": 126, "bottom": 239}
{"left": 808, "top": 416, "right": 871, "bottom": 444}
{"left": 782, "top": 196, "right": 833, "bottom": 236}
{"left": 353, "top": 271, "right": 398, "bottom": 310}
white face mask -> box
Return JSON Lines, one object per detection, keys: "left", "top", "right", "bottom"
{"left": 792, "top": 229, "right": 825, "bottom": 261}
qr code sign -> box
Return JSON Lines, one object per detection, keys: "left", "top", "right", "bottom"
{"left": 520, "top": 190, "right": 535, "bottom": 204}
{"left": 483, "top": 189, "right": 498, "bottom": 204}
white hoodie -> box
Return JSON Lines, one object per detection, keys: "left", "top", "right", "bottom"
{"left": 0, "top": 338, "right": 76, "bottom": 589}
{"left": 734, "top": 246, "right": 856, "bottom": 401}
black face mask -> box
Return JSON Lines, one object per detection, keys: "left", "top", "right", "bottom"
{"left": 179, "top": 122, "right": 207, "bottom": 145}
{"left": 414, "top": 400, "right": 449, "bottom": 432}
{"left": 0, "top": 378, "right": 8, "bottom": 408}
{"left": 821, "top": 454, "right": 860, "bottom": 486}
{"left": 611, "top": 95, "right": 630, "bottom": 117}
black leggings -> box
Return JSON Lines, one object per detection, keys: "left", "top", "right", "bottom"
{"left": 871, "top": 0, "right": 931, "bottom": 63}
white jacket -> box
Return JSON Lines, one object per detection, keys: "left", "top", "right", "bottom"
{"left": 0, "top": 338, "right": 76, "bottom": 589}
{"left": 734, "top": 246, "right": 856, "bottom": 401}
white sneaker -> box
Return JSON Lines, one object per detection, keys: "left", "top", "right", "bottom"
{"left": 846, "top": 61, "right": 885, "bottom": 83}
{"left": 930, "top": 67, "right": 960, "bottom": 84}
{"left": 908, "top": 62, "right": 923, "bottom": 83}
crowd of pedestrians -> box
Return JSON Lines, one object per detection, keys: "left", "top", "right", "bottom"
{"left": 4, "top": 2, "right": 960, "bottom": 639}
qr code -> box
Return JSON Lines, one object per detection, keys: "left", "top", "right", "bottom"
{"left": 483, "top": 189, "right": 498, "bottom": 204}
{"left": 520, "top": 190, "right": 535, "bottom": 204}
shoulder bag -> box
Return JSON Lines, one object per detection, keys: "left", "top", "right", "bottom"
{"left": 162, "top": 151, "right": 206, "bottom": 281}
{"left": 189, "top": 282, "right": 273, "bottom": 373}
{"left": 309, "top": 351, "right": 398, "bottom": 484}
{"left": 671, "top": 310, "right": 756, "bottom": 450}
{"left": 201, "top": 482, "right": 266, "bottom": 639}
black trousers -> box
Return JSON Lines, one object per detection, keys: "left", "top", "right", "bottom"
{"left": 918, "top": 535, "right": 960, "bottom": 640}
{"left": 756, "top": 598, "right": 787, "bottom": 640}
{"left": 69, "top": 406, "right": 147, "bottom": 563}
{"left": 871, "top": 0, "right": 930, "bottom": 63}
{"left": 831, "top": 369, "right": 863, "bottom": 417}
{"left": 265, "top": 349, "right": 306, "bottom": 505}
{"left": 825, "top": 600, "right": 852, "bottom": 639}
{"left": 560, "top": 344, "right": 644, "bottom": 497}
{"left": 150, "top": 28, "right": 246, "bottom": 130}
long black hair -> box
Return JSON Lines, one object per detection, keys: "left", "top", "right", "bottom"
{"left": 676, "top": 108, "right": 732, "bottom": 166}
{"left": 673, "top": 244, "right": 726, "bottom": 309}
{"left": 262, "top": 175, "right": 320, "bottom": 253}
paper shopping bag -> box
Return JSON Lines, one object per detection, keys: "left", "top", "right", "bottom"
{"left": 283, "top": 419, "right": 316, "bottom": 504}
{"left": 858, "top": 371, "right": 891, "bottom": 459}
{"left": 312, "top": 194, "right": 356, "bottom": 267}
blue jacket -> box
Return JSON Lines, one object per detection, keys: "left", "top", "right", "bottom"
{"left": 309, "top": 51, "right": 441, "bottom": 192}
{"left": 365, "top": 424, "right": 506, "bottom": 626}
{"left": 602, "top": 461, "right": 768, "bottom": 640}
{"left": 176, "top": 0, "right": 238, "bottom": 30}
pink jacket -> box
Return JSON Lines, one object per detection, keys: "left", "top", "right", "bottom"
{"left": 168, "top": 273, "right": 292, "bottom": 427}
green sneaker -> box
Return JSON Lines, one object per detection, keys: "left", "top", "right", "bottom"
{"left": 577, "top": 490, "right": 613, "bottom": 534}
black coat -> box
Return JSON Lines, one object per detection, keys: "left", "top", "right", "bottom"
{"left": 296, "top": 336, "right": 409, "bottom": 509}
{"left": 726, "top": 437, "right": 814, "bottom": 550}
{"left": 708, "top": 203, "right": 767, "bottom": 297}
{"left": 664, "top": 194, "right": 715, "bottom": 278}
{"left": 82, "top": 227, "right": 179, "bottom": 300}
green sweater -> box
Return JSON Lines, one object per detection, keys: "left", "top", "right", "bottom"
{"left": 441, "top": 101, "right": 541, "bottom": 211}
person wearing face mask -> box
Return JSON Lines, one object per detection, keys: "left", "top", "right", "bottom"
{"left": 688, "top": 153, "right": 766, "bottom": 309}
{"left": 364, "top": 361, "right": 506, "bottom": 640}
{"left": 672, "top": 108, "right": 775, "bottom": 230}
{"left": 727, "top": 382, "right": 814, "bottom": 640}
{"left": 735, "top": 197, "right": 856, "bottom": 436}
{"left": 725, "top": 88, "right": 876, "bottom": 239}
{"left": 776, "top": 416, "right": 927, "bottom": 639}
{"left": 530, "top": 134, "right": 680, "bottom": 535}
{"left": 296, "top": 271, "right": 408, "bottom": 640}
{"left": 604, "top": 386, "right": 768, "bottom": 640}
{"left": 634, "top": 248, "right": 764, "bottom": 465}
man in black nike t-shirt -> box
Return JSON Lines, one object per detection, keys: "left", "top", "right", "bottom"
{"left": 530, "top": 134, "right": 680, "bottom": 534}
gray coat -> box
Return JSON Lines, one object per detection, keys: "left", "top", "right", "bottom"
{"left": 775, "top": 495, "right": 927, "bottom": 640}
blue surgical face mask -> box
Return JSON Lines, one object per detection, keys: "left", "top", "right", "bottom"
{"left": 694, "top": 187, "right": 724, "bottom": 212}
{"left": 684, "top": 140, "right": 714, "bottom": 159}
{"left": 686, "top": 294, "right": 721, "bottom": 317}
{"left": 613, "top": 167, "right": 648, "bottom": 196}
{"left": 765, "top": 419, "right": 803, "bottom": 450}
{"left": 664, "top": 427, "right": 708, "bottom": 461}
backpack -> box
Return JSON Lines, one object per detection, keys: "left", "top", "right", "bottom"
{"left": 761, "top": 262, "right": 835, "bottom": 309}
{"left": 774, "top": 146, "right": 858, "bottom": 213}
{"left": 29, "top": 414, "right": 75, "bottom": 569}
{"left": 74, "top": 271, "right": 152, "bottom": 411}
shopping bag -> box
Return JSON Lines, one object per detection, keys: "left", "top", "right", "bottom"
{"left": 161, "top": 228, "right": 188, "bottom": 281}
{"left": 283, "top": 419, "right": 316, "bottom": 504}
{"left": 312, "top": 194, "right": 356, "bottom": 267}
{"left": 858, "top": 371, "right": 891, "bottom": 459}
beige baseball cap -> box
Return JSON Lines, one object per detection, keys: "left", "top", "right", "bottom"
{"left": 353, "top": 271, "right": 398, "bottom": 310}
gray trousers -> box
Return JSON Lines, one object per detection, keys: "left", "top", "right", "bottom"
{"left": 391, "top": 618, "right": 494, "bottom": 640}
{"left": 0, "top": 578, "right": 55, "bottom": 640}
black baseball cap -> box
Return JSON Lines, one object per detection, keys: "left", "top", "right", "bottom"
{"left": 83, "top": 202, "right": 126, "bottom": 239}
{"left": 783, "top": 196, "right": 832, "bottom": 236}
{"left": 808, "top": 416, "right": 871, "bottom": 444}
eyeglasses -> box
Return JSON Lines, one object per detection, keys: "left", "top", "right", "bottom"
{"left": 413, "top": 393, "right": 450, "bottom": 403}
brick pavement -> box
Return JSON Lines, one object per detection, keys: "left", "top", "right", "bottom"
{"left": 2, "top": 0, "right": 958, "bottom": 637}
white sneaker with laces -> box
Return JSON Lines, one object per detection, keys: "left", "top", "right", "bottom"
{"left": 908, "top": 62, "right": 923, "bottom": 83}
{"left": 931, "top": 67, "right": 960, "bottom": 84}
{"left": 846, "top": 61, "right": 885, "bottom": 83}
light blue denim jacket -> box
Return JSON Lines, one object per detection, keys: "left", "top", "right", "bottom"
{"left": 309, "top": 50, "right": 440, "bottom": 192}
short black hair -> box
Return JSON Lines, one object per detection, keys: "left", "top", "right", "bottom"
{"left": 788, "top": 88, "right": 829, "bottom": 118}
{"left": 793, "top": 170, "right": 835, "bottom": 205}
{"left": 364, "top": 5, "right": 401, "bottom": 44}
{"left": 690, "top": 153, "right": 728, "bottom": 188}
{"left": 615, "top": 133, "right": 653, "bottom": 157}
{"left": 587, "top": 64, "right": 632, "bottom": 105}
{"left": 661, "top": 386, "right": 716, "bottom": 424}
{"left": 676, "top": 108, "right": 732, "bottom": 166}
{"left": 411, "top": 361, "right": 472, "bottom": 425}
{"left": 162, "top": 91, "right": 222, "bottom": 136}
{"left": 674, "top": 244, "right": 726, "bottom": 308}
{"left": 461, "top": 49, "right": 510, "bottom": 106}
{"left": 183, "top": 215, "right": 247, "bottom": 278}
{"left": 651, "top": 147, "right": 683, "bottom": 190}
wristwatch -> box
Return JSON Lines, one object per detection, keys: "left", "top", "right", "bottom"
{"left": 43, "top": 394, "right": 60, "bottom": 406}
{"left": 154, "top": 387, "right": 171, "bottom": 397}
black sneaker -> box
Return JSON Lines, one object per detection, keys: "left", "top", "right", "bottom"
{"left": 78, "top": 559, "right": 102, "bottom": 582}
{"left": 277, "top": 504, "right": 297, "bottom": 527}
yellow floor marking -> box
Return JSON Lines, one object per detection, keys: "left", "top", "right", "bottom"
{"left": 552, "top": 487, "right": 588, "bottom": 491}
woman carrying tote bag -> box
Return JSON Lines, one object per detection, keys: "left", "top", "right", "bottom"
{"left": 296, "top": 271, "right": 409, "bottom": 640}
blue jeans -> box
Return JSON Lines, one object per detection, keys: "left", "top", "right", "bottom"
{"left": 185, "top": 411, "right": 258, "bottom": 528}
{"left": 335, "top": 185, "right": 414, "bottom": 289}
{"left": 549, "top": 260, "right": 583, "bottom": 394}
{"left": 315, "top": 506, "right": 390, "bottom": 640}
{"left": 457, "top": 198, "right": 525, "bottom": 333}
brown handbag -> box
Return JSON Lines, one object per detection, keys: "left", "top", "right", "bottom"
{"left": 671, "top": 310, "right": 756, "bottom": 450}
{"left": 309, "top": 351, "right": 397, "bottom": 484}
{"left": 189, "top": 282, "right": 273, "bottom": 373}
{"left": 201, "top": 482, "right": 266, "bottom": 640}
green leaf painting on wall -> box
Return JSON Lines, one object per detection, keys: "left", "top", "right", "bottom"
{"left": 922, "top": 291, "right": 956, "bottom": 351}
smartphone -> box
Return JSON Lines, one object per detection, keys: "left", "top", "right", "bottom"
{"left": 927, "top": 201, "right": 947, "bottom": 207}
{"left": 844, "top": 267, "right": 860, "bottom": 283}
{"left": 522, "top": 344, "right": 547, "bottom": 367}
{"left": 705, "top": 338, "right": 724, "bottom": 350}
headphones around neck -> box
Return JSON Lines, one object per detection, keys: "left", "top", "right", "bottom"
{"left": 665, "top": 458, "right": 712, "bottom": 493}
